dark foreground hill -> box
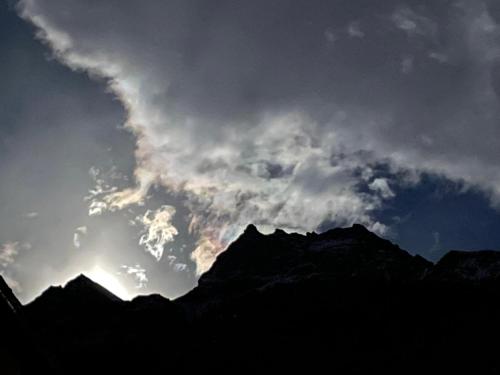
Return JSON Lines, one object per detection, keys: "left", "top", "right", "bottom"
{"left": 4, "top": 224, "right": 500, "bottom": 374}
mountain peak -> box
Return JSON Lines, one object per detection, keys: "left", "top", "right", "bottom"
{"left": 62, "top": 273, "right": 97, "bottom": 290}
{"left": 244, "top": 223, "right": 261, "bottom": 235}
{"left": 64, "top": 273, "right": 122, "bottom": 302}
{"left": 27, "top": 273, "right": 122, "bottom": 312}
{"left": 65, "top": 273, "right": 93, "bottom": 287}
{"left": 194, "top": 223, "right": 430, "bottom": 293}
{"left": 351, "top": 223, "right": 370, "bottom": 232}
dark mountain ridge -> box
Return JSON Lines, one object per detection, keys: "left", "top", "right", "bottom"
{"left": 4, "top": 224, "right": 500, "bottom": 374}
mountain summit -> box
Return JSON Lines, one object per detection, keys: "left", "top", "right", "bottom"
{"left": 26, "top": 273, "right": 122, "bottom": 318}
{"left": 199, "top": 223, "right": 432, "bottom": 285}
{"left": 11, "top": 224, "right": 500, "bottom": 374}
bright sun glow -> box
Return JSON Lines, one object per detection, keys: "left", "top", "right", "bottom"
{"left": 86, "top": 265, "right": 131, "bottom": 300}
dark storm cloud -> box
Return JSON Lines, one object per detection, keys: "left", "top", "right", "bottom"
{"left": 18, "top": 0, "right": 500, "bottom": 273}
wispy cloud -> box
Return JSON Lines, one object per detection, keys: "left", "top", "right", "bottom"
{"left": 136, "top": 205, "right": 178, "bottom": 261}
{"left": 86, "top": 166, "right": 152, "bottom": 216}
{"left": 121, "top": 264, "right": 148, "bottom": 289}
{"left": 173, "top": 263, "right": 187, "bottom": 272}
{"left": 0, "top": 242, "right": 19, "bottom": 268}
{"left": 73, "top": 226, "right": 87, "bottom": 249}
{"left": 392, "top": 5, "right": 436, "bottom": 38}
{"left": 0, "top": 242, "right": 26, "bottom": 293}
{"left": 369, "top": 178, "right": 395, "bottom": 200}
{"left": 23, "top": 212, "right": 39, "bottom": 219}
{"left": 166, "top": 255, "right": 188, "bottom": 273}
{"left": 347, "top": 21, "right": 364, "bottom": 38}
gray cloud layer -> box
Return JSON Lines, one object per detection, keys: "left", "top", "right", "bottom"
{"left": 19, "top": 0, "right": 500, "bottom": 273}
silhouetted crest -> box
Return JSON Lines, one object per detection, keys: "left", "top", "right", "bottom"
{"left": 12, "top": 225, "right": 500, "bottom": 374}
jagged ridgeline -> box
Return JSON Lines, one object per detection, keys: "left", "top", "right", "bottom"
{"left": 4, "top": 224, "right": 500, "bottom": 374}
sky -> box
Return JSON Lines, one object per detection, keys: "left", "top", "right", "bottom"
{"left": 1, "top": 0, "right": 500, "bottom": 303}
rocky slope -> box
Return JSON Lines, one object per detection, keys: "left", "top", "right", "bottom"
{"left": 7, "top": 224, "right": 500, "bottom": 374}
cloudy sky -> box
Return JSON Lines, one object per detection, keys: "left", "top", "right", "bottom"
{"left": 2, "top": 0, "right": 500, "bottom": 302}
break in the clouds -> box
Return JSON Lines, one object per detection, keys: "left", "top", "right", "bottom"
{"left": 18, "top": 0, "right": 500, "bottom": 273}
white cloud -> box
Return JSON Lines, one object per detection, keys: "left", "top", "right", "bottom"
{"left": 72, "top": 233, "right": 80, "bottom": 249}
{"left": 347, "top": 21, "right": 364, "bottom": 38}
{"left": 18, "top": 0, "right": 500, "bottom": 274}
{"left": 136, "top": 205, "right": 178, "bottom": 261}
{"left": 73, "top": 226, "right": 87, "bottom": 249}
{"left": 86, "top": 166, "right": 152, "bottom": 216}
{"left": 121, "top": 264, "right": 148, "bottom": 288}
{"left": 368, "top": 178, "right": 395, "bottom": 199}
{"left": 76, "top": 226, "right": 88, "bottom": 235}
{"left": 0, "top": 242, "right": 19, "bottom": 268}
{"left": 428, "top": 51, "right": 448, "bottom": 63}
{"left": 392, "top": 5, "right": 436, "bottom": 38}
{"left": 0, "top": 242, "right": 23, "bottom": 293}
{"left": 173, "top": 263, "right": 187, "bottom": 272}
{"left": 165, "top": 255, "right": 188, "bottom": 273}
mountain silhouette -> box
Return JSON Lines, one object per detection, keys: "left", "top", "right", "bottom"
{"left": 5, "top": 224, "right": 500, "bottom": 374}
{"left": 27, "top": 274, "right": 122, "bottom": 315}
{"left": 0, "top": 275, "right": 52, "bottom": 373}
